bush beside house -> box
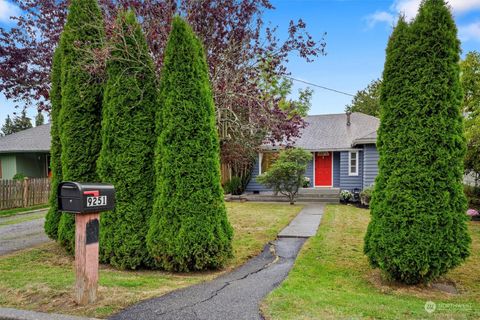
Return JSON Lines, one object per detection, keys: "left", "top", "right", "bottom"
{"left": 257, "top": 148, "right": 312, "bottom": 204}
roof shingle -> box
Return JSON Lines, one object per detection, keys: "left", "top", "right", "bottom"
{"left": 0, "top": 124, "right": 51, "bottom": 153}
{"left": 265, "top": 112, "right": 379, "bottom": 151}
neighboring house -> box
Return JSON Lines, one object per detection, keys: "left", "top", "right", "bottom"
{"left": 0, "top": 124, "right": 51, "bottom": 180}
{"left": 246, "top": 112, "right": 380, "bottom": 193}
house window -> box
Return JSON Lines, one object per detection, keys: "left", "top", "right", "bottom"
{"left": 259, "top": 152, "right": 278, "bottom": 175}
{"left": 349, "top": 151, "right": 359, "bottom": 176}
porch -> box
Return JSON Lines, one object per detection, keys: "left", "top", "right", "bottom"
{"left": 234, "top": 187, "right": 340, "bottom": 203}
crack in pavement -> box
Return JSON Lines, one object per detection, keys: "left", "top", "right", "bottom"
{"left": 111, "top": 238, "right": 306, "bottom": 320}
{"left": 111, "top": 204, "right": 324, "bottom": 320}
{"left": 154, "top": 242, "right": 280, "bottom": 317}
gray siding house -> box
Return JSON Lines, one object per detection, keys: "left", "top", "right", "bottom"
{"left": 0, "top": 124, "right": 51, "bottom": 180}
{"left": 246, "top": 112, "right": 379, "bottom": 193}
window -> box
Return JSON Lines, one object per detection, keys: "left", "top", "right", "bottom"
{"left": 349, "top": 151, "right": 358, "bottom": 176}
{"left": 259, "top": 152, "right": 278, "bottom": 175}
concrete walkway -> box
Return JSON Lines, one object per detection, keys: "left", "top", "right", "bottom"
{"left": 278, "top": 203, "right": 324, "bottom": 238}
{"left": 0, "top": 210, "right": 51, "bottom": 256}
{"left": 110, "top": 203, "right": 324, "bottom": 320}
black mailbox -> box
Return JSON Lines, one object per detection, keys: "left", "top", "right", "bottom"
{"left": 58, "top": 182, "right": 115, "bottom": 214}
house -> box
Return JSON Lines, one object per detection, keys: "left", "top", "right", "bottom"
{"left": 0, "top": 124, "right": 51, "bottom": 180}
{"left": 246, "top": 112, "right": 380, "bottom": 193}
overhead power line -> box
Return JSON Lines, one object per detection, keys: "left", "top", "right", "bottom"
{"left": 284, "top": 76, "right": 355, "bottom": 97}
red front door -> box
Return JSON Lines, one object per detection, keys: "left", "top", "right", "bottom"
{"left": 315, "top": 152, "right": 332, "bottom": 187}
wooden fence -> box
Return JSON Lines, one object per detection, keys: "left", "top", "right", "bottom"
{"left": 0, "top": 178, "right": 51, "bottom": 210}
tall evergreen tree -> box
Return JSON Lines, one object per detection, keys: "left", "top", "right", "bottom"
{"left": 364, "top": 0, "right": 470, "bottom": 284}
{"left": 97, "top": 10, "right": 157, "bottom": 269}
{"left": 35, "top": 110, "right": 45, "bottom": 126}
{"left": 44, "top": 46, "right": 63, "bottom": 240}
{"left": 2, "top": 110, "right": 33, "bottom": 135}
{"left": 1, "top": 115, "right": 14, "bottom": 135}
{"left": 57, "top": 0, "right": 105, "bottom": 254}
{"left": 147, "top": 17, "right": 233, "bottom": 272}
{"left": 13, "top": 110, "right": 33, "bottom": 131}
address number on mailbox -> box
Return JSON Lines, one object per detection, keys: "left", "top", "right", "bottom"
{"left": 58, "top": 182, "right": 115, "bottom": 214}
{"left": 86, "top": 196, "right": 107, "bottom": 207}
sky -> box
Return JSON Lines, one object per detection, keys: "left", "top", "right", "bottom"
{"left": 0, "top": 0, "right": 479, "bottom": 121}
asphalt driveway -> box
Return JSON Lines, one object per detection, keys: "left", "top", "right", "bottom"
{"left": 0, "top": 210, "right": 51, "bottom": 256}
{"left": 110, "top": 203, "right": 325, "bottom": 320}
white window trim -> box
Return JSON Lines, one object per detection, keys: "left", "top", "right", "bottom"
{"left": 258, "top": 152, "right": 263, "bottom": 175}
{"left": 348, "top": 151, "right": 359, "bottom": 176}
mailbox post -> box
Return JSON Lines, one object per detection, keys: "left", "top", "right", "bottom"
{"left": 58, "top": 182, "right": 115, "bottom": 305}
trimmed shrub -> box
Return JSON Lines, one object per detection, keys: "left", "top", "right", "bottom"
{"left": 12, "top": 173, "right": 26, "bottom": 181}
{"left": 147, "top": 17, "right": 233, "bottom": 272}
{"left": 44, "top": 46, "right": 63, "bottom": 240}
{"left": 257, "top": 148, "right": 312, "bottom": 204}
{"left": 97, "top": 10, "right": 157, "bottom": 269}
{"left": 360, "top": 185, "right": 374, "bottom": 207}
{"left": 224, "top": 176, "right": 242, "bottom": 195}
{"left": 364, "top": 0, "right": 471, "bottom": 284}
{"left": 57, "top": 0, "right": 105, "bottom": 254}
{"left": 340, "top": 190, "right": 352, "bottom": 203}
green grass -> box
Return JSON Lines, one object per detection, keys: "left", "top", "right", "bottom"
{"left": 0, "top": 204, "right": 49, "bottom": 217}
{"left": 0, "top": 202, "right": 302, "bottom": 318}
{"left": 262, "top": 204, "right": 480, "bottom": 320}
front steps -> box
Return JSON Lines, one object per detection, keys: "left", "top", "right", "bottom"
{"left": 228, "top": 188, "right": 340, "bottom": 203}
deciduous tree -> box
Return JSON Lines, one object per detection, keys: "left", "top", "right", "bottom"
{"left": 345, "top": 79, "right": 381, "bottom": 117}
{"left": 0, "top": 0, "right": 325, "bottom": 175}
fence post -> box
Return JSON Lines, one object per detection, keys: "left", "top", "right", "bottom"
{"left": 23, "top": 177, "right": 30, "bottom": 207}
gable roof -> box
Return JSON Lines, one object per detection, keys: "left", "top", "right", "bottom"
{"left": 0, "top": 123, "right": 51, "bottom": 153}
{"left": 265, "top": 112, "right": 379, "bottom": 151}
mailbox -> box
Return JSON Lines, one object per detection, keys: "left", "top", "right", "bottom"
{"left": 58, "top": 182, "right": 115, "bottom": 214}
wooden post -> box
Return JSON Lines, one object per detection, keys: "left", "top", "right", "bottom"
{"left": 23, "top": 177, "right": 29, "bottom": 207}
{"left": 75, "top": 213, "right": 100, "bottom": 305}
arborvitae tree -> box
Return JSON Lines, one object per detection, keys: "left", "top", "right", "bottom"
{"left": 57, "top": 0, "right": 105, "bottom": 254}
{"left": 44, "top": 46, "right": 63, "bottom": 240}
{"left": 35, "top": 110, "right": 45, "bottom": 126}
{"left": 364, "top": 0, "right": 470, "bottom": 284}
{"left": 364, "top": 18, "right": 411, "bottom": 265}
{"left": 147, "top": 17, "right": 233, "bottom": 272}
{"left": 97, "top": 10, "right": 157, "bottom": 269}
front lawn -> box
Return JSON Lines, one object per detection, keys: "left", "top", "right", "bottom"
{"left": 0, "top": 202, "right": 302, "bottom": 318}
{"left": 262, "top": 204, "right": 480, "bottom": 320}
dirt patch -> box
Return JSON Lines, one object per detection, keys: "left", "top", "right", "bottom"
{"left": 367, "top": 269, "right": 461, "bottom": 299}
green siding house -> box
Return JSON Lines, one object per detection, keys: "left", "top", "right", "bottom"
{"left": 0, "top": 124, "right": 51, "bottom": 180}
